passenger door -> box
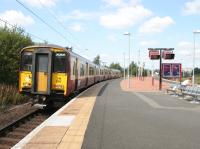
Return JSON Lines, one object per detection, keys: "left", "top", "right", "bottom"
{"left": 32, "top": 50, "right": 52, "bottom": 94}
{"left": 86, "top": 62, "right": 88, "bottom": 86}
{"left": 75, "top": 58, "right": 78, "bottom": 90}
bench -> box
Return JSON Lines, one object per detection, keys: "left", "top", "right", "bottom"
{"left": 166, "top": 83, "right": 200, "bottom": 103}
{"left": 181, "top": 86, "right": 200, "bottom": 103}
{"left": 182, "top": 86, "right": 200, "bottom": 97}
{"left": 166, "top": 84, "right": 183, "bottom": 96}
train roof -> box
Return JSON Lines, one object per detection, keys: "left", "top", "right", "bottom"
{"left": 21, "top": 44, "right": 65, "bottom": 51}
{"left": 21, "top": 44, "right": 121, "bottom": 72}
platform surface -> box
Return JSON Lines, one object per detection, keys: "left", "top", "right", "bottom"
{"left": 13, "top": 78, "right": 200, "bottom": 149}
{"left": 82, "top": 78, "right": 200, "bottom": 149}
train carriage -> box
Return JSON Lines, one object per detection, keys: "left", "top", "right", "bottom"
{"left": 19, "top": 44, "right": 120, "bottom": 107}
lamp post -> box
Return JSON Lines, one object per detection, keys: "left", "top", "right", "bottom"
{"left": 124, "top": 32, "right": 131, "bottom": 88}
{"left": 193, "top": 30, "right": 200, "bottom": 86}
{"left": 123, "top": 52, "right": 126, "bottom": 79}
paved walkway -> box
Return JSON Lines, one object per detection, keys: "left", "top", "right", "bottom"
{"left": 82, "top": 79, "right": 200, "bottom": 149}
{"left": 121, "top": 77, "right": 169, "bottom": 92}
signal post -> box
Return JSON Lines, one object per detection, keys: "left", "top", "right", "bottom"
{"left": 148, "top": 48, "right": 175, "bottom": 90}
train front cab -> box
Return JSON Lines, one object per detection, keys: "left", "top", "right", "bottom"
{"left": 19, "top": 46, "right": 69, "bottom": 106}
{"left": 19, "top": 50, "right": 32, "bottom": 94}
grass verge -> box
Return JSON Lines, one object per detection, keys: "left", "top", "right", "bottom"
{"left": 0, "top": 84, "right": 29, "bottom": 111}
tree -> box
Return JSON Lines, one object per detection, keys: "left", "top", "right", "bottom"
{"left": 0, "top": 26, "right": 33, "bottom": 84}
{"left": 129, "top": 61, "right": 137, "bottom": 76}
{"left": 93, "top": 55, "right": 100, "bottom": 65}
{"left": 194, "top": 67, "right": 200, "bottom": 74}
{"left": 109, "top": 63, "right": 123, "bottom": 72}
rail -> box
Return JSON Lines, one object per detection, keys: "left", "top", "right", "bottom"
{"left": 0, "top": 108, "right": 53, "bottom": 148}
{"left": 0, "top": 109, "right": 39, "bottom": 137}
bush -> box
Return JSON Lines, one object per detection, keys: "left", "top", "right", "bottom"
{"left": 0, "top": 26, "right": 33, "bottom": 85}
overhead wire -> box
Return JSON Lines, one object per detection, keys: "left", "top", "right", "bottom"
{"left": 0, "top": 18, "right": 46, "bottom": 42}
{"left": 16, "top": 0, "right": 72, "bottom": 45}
{"left": 38, "top": 0, "right": 86, "bottom": 50}
{"left": 15, "top": 0, "right": 87, "bottom": 52}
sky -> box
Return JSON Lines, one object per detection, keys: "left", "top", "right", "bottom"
{"left": 0, "top": 0, "right": 200, "bottom": 70}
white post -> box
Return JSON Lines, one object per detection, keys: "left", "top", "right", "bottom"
{"left": 123, "top": 52, "right": 125, "bottom": 79}
{"left": 123, "top": 32, "right": 131, "bottom": 88}
{"left": 128, "top": 34, "right": 130, "bottom": 88}
{"left": 192, "top": 33, "right": 195, "bottom": 86}
{"left": 138, "top": 49, "right": 140, "bottom": 79}
{"left": 192, "top": 30, "right": 200, "bottom": 86}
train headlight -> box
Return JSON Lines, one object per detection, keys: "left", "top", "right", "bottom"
{"left": 25, "top": 76, "right": 31, "bottom": 82}
{"left": 23, "top": 76, "right": 31, "bottom": 87}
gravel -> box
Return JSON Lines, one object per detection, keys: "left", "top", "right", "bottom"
{"left": 0, "top": 103, "right": 37, "bottom": 129}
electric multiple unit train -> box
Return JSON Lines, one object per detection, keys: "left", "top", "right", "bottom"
{"left": 19, "top": 44, "right": 121, "bottom": 107}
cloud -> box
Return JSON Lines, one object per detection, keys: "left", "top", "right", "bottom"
{"left": 176, "top": 41, "right": 193, "bottom": 55}
{"left": 22, "top": 0, "right": 57, "bottom": 8}
{"left": 100, "top": 53, "right": 117, "bottom": 65}
{"left": 0, "top": 10, "right": 34, "bottom": 27}
{"left": 100, "top": 5, "right": 152, "bottom": 29}
{"left": 102, "top": 0, "right": 126, "bottom": 7}
{"left": 183, "top": 0, "right": 200, "bottom": 15}
{"left": 68, "top": 23, "right": 84, "bottom": 32}
{"left": 102, "top": 0, "right": 141, "bottom": 7}
{"left": 139, "top": 40, "right": 159, "bottom": 46}
{"left": 60, "top": 10, "right": 97, "bottom": 21}
{"left": 107, "top": 34, "right": 118, "bottom": 42}
{"left": 139, "top": 16, "right": 174, "bottom": 33}
{"left": 175, "top": 41, "right": 200, "bottom": 60}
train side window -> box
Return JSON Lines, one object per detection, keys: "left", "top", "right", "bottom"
{"left": 73, "top": 61, "right": 76, "bottom": 75}
{"left": 89, "top": 67, "right": 94, "bottom": 76}
{"left": 80, "top": 64, "right": 85, "bottom": 76}
{"left": 53, "top": 53, "right": 67, "bottom": 73}
{"left": 21, "top": 51, "right": 32, "bottom": 71}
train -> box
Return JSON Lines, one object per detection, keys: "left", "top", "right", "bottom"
{"left": 19, "top": 44, "right": 121, "bottom": 107}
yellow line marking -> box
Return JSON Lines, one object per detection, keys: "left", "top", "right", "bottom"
{"left": 57, "top": 82, "right": 108, "bottom": 149}
{"left": 134, "top": 92, "right": 162, "bottom": 108}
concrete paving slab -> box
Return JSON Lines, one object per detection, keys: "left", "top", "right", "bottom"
{"left": 46, "top": 115, "right": 75, "bottom": 126}
{"left": 23, "top": 143, "right": 58, "bottom": 149}
{"left": 28, "top": 126, "right": 68, "bottom": 144}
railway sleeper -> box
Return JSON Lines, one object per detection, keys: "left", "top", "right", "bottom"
{"left": 0, "top": 144, "right": 12, "bottom": 149}
{"left": 32, "top": 115, "right": 48, "bottom": 119}
{"left": 0, "top": 137, "right": 19, "bottom": 146}
{"left": 27, "top": 118, "right": 47, "bottom": 124}
{"left": 25, "top": 121, "right": 43, "bottom": 126}
{"left": 7, "top": 131, "right": 27, "bottom": 138}
{"left": 14, "top": 127, "right": 32, "bottom": 133}
{"left": 19, "top": 124, "right": 37, "bottom": 130}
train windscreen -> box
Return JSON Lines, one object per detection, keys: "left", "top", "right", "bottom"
{"left": 21, "top": 51, "right": 32, "bottom": 71}
{"left": 53, "top": 53, "right": 66, "bottom": 72}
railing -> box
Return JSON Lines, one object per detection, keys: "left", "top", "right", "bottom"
{"left": 166, "top": 84, "right": 200, "bottom": 103}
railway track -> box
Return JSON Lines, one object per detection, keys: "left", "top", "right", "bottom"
{"left": 0, "top": 108, "right": 55, "bottom": 149}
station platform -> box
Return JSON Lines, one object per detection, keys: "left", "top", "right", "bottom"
{"left": 13, "top": 78, "right": 200, "bottom": 149}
